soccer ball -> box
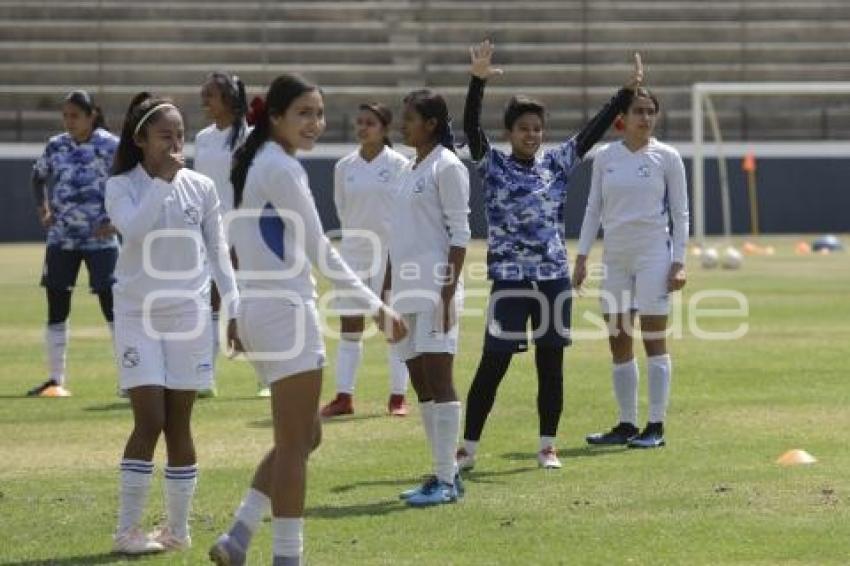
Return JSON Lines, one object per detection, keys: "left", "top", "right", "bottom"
{"left": 701, "top": 247, "right": 719, "bottom": 269}
{"left": 721, "top": 247, "right": 743, "bottom": 270}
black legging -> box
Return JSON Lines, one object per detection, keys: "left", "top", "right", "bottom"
{"left": 463, "top": 346, "right": 564, "bottom": 441}
{"left": 47, "top": 287, "right": 114, "bottom": 325}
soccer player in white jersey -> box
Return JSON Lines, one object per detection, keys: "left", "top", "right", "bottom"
{"left": 574, "top": 87, "right": 689, "bottom": 449}
{"left": 320, "top": 102, "right": 411, "bottom": 418}
{"left": 195, "top": 71, "right": 267, "bottom": 397}
{"left": 387, "top": 89, "right": 471, "bottom": 507}
{"left": 208, "top": 75, "right": 406, "bottom": 566}
{"left": 105, "top": 93, "right": 241, "bottom": 554}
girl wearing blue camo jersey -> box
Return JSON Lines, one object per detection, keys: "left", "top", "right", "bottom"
{"left": 456, "top": 40, "right": 643, "bottom": 471}
{"left": 576, "top": 88, "right": 689, "bottom": 449}
{"left": 28, "top": 90, "right": 119, "bottom": 398}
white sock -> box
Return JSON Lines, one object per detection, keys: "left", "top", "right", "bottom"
{"left": 434, "top": 401, "right": 461, "bottom": 484}
{"left": 211, "top": 312, "right": 221, "bottom": 362}
{"left": 272, "top": 517, "right": 304, "bottom": 558}
{"left": 648, "top": 354, "right": 672, "bottom": 423}
{"left": 46, "top": 322, "right": 68, "bottom": 385}
{"left": 419, "top": 400, "right": 436, "bottom": 474}
{"left": 539, "top": 436, "right": 556, "bottom": 451}
{"left": 612, "top": 358, "right": 639, "bottom": 426}
{"left": 463, "top": 439, "right": 478, "bottom": 456}
{"left": 388, "top": 350, "right": 409, "bottom": 395}
{"left": 164, "top": 464, "right": 198, "bottom": 540}
{"left": 234, "top": 487, "right": 270, "bottom": 534}
{"left": 335, "top": 339, "right": 363, "bottom": 395}
{"left": 117, "top": 459, "right": 154, "bottom": 535}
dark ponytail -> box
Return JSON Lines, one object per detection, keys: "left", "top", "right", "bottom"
{"left": 231, "top": 74, "right": 319, "bottom": 208}
{"left": 402, "top": 89, "right": 456, "bottom": 153}
{"left": 112, "top": 92, "right": 182, "bottom": 175}
{"left": 64, "top": 89, "right": 108, "bottom": 132}
{"left": 207, "top": 71, "right": 249, "bottom": 150}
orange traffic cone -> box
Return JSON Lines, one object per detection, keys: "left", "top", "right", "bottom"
{"left": 776, "top": 449, "right": 816, "bottom": 466}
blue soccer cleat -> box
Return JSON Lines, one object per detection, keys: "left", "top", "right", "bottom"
{"left": 627, "top": 423, "right": 666, "bottom": 449}
{"left": 399, "top": 475, "right": 438, "bottom": 500}
{"left": 405, "top": 480, "right": 458, "bottom": 507}
{"left": 586, "top": 422, "right": 639, "bottom": 446}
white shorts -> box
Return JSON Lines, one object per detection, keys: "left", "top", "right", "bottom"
{"left": 237, "top": 296, "right": 326, "bottom": 385}
{"left": 328, "top": 255, "right": 387, "bottom": 315}
{"left": 600, "top": 241, "right": 672, "bottom": 316}
{"left": 114, "top": 310, "right": 213, "bottom": 391}
{"left": 394, "top": 307, "right": 460, "bottom": 362}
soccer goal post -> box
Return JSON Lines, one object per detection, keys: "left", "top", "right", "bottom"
{"left": 691, "top": 81, "right": 850, "bottom": 243}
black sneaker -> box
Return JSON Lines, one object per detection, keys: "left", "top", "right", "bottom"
{"left": 26, "top": 379, "right": 58, "bottom": 397}
{"left": 586, "top": 422, "right": 639, "bottom": 446}
{"left": 627, "top": 422, "right": 665, "bottom": 449}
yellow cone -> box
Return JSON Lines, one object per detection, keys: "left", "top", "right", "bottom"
{"left": 776, "top": 449, "right": 817, "bottom": 466}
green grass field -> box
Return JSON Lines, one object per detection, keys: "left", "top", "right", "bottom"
{"left": 1, "top": 237, "right": 849, "bottom": 565}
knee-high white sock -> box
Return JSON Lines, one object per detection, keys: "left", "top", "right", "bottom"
{"left": 117, "top": 459, "right": 154, "bottom": 535}
{"left": 388, "top": 350, "right": 409, "bottom": 395}
{"left": 272, "top": 517, "right": 303, "bottom": 559}
{"left": 335, "top": 339, "right": 363, "bottom": 395}
{"left": 648, "top": 354, "right": 672, "bottom": 423}
{"left": 164, "top": 464, "right": 198, "bottom": 540}
{"left": 211, "top": 312, "right": 221, "bottom": 362}
{"left": 46, "top": 322, "right": 68, "bottom": 385}
{"left": 434, "top": 401, "right": 462, "bottom": 484}
{"left": 612, "top": 358, "right": 639, "bottom": 426}
{"left": 419, "top": 400, "right": 436, "bottom": 474}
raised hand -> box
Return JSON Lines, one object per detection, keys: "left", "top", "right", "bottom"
{"left": 624, "top": 52, "right": 644, "bottom": 91}
{"left": 469, "top": 39, "right": 504, "bottom": 80}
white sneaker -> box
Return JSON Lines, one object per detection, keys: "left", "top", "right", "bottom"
{"left": 112, "top": 527, "right": 165, "bottom": 554}
{"left": 455, "top": 447, "right": 476, "bottom": 471}
{"left": 150, "top": 526, "right": 191, "bottom": 551}
{"left": 257, "top": 386, "right": 271, "bottom": 398}
{"left": 537, "top": 446, "right": 562, "bottom": 469}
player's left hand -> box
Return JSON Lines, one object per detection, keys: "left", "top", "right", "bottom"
{"left": 226, "top": 318, "right": 244, "bottom": 355}
{"left": 667, "top": 262, "right": 687, "bottom": 292}
{"left": 625, "top": 52, "right": 644, "bottom": 91}
{"left": 93, "top": 223, "right": 118, "bottom": 239}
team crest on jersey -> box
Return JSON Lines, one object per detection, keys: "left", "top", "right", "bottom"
{"left": 413, "top": 179, "right": 426, "bottom": 194}
{"left": 637, "top": 164, "right": 651, "bottom": 178}
{"left": 122, "top": 347, "right": 141, "bottom": 368}
{"left": 183, "top": 205, "right": 201, "bottom": 225}
{"left": 377, "top": 168, "right": 391, "bottom": 182}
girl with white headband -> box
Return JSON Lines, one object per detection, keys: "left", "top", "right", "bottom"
{"left": 105, "top": 93, "right": 241, "bottom": 555}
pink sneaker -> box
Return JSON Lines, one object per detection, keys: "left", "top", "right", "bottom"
{"left": 537, "top": 446, "right": 562, "bottom": 469}
{"left": 112, "top": 527, "right": 165, "bottom": 555}
{"left": 150, "top": 526, "right": 191, "bottom": 551}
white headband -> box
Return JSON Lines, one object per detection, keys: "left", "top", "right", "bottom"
{"left": 133, "top": 103, "right": 177, "bottom": 136}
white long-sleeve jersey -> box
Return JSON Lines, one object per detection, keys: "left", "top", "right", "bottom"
{"left": 230, "top": 141, "right": 383, "bottom": 314}
{"left": 577, "top": 138, "right": 690, "bottom": 263}
{"left": 389, "top": 145, "right": 471, "bottom": 314}
{"left": 105, "top": 164, "right": 239, "bottom": 316}
{"left": 194, "top": 123, "right": 249, "bottom": 215}
{"left": 334, "top": 146, "right": 409, "bottom": 262}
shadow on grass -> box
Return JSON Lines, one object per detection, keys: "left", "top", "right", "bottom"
{"left": 2, "top": 552, "right": 146, "bottom": 565}
{"left": 330, "top": 475, "right": 424, "bottom": 494}
{"left": 246, "top": 412, "right": 383, "bottom": 429}
{"left": 501, "top": 446, "right": 629, "bottom": 463}
{"left": 306, "top": 499, "right": 410, "bottom": 519}
{"left": 83, "top": 402, "right": 129, "bottom": 412}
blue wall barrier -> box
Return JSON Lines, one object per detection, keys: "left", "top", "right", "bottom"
{"left": 2, "top": 155, "right": 849, "bottom": 244}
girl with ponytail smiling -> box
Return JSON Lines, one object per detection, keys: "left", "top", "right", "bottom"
{"left": 210, "top": 75, "right": 406, "bottom": 566}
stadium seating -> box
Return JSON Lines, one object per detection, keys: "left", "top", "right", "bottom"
{"left": 3, "top": 0, "right": 850, "bottom": 142}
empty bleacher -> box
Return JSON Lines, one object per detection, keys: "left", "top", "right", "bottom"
{"left": 3, "top": 0, "right": 850, "bottom": 143}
